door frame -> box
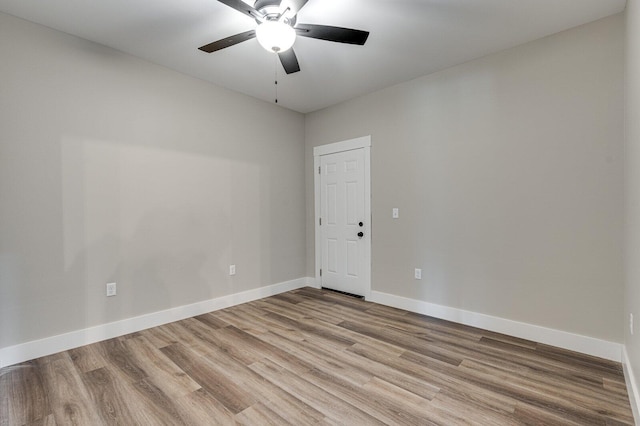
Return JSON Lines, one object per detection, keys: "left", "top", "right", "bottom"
{"left": 313, "top": 135, "right": 371, "bottom": 299}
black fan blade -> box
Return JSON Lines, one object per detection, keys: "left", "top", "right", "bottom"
{"left": 216, "top": 0, "right": 263, "bottom": 19}
{"left": 295, "top": 24, "right": 369, "bottom": 45}
{"left": 280, "top": 0, "right": 309, "bottom": 16}
{"left": 198, "top": 30, "right": 256, "bottom": 53}
{"left": 278, "top": 48, "right": 301, "bottom": 74}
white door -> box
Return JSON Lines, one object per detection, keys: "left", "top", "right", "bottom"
{"left": 320, "top": 148, "right": 368, "bottom": 296}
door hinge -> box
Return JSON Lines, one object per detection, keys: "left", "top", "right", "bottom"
{"left": 320, "top": 268, "right": 322, "bottom": 277}
{"left": 319, "top": 217, "right": 322, "bottom": 226}
{"left": 318, "top": 166, "right": 321, "bottom": 174}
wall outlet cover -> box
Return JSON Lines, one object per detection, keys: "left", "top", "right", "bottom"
{"left": 414, "top": 268, "right": 422, "bottom": 280}
{"left": 229, "top": 265, "right": 236, "bottom": 276}
{"left": 106, "top": 282, "right": 116, "bottom": 297}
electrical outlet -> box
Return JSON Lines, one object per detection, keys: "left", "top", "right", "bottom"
{"left": 229, "top": 264, "right": 236, "bottom": 276}
{"left": 414, "top": 268, "right": 422, "bottom": 280}
{"left": 106, "top": 282, "right": 116, "bottom": 297}
{"left": 631, "top": 313, "right": 635, "bottom": 336}
{"left": 392, "top": 208, "right": 399, "bottom": 219}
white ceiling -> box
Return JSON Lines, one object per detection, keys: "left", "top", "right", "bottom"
{"left": 0, "top": 0, "right": 627, "bottom": 113}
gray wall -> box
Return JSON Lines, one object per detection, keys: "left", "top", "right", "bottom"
{"left": 306, "top": 15, "right": 624, "bottom": 342}
{"left": 625, "top": 0, "right": 640, "bottom": 399}
{"left": 0, "top": 12, "right": 306, "bottom": 349}
{"left": 0, "top": 8, "right": 629, "bottom": 357}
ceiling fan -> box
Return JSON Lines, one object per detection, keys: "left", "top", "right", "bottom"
{"left": 198, "top": 0, "right": 370, "bottom": 74}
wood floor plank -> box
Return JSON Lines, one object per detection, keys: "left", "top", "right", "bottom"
{"left": 160, "top": 342, "right": 257, "bottom": 415}
{"left": 263, "top": 310, "right": 357, "bottom": 349}
{"left": 340, "top": 318, "right": 467, "bottom": 366}
{"left": 235, "top": 401, "right": 291, "bottom": 425}
{"left": 175, "top": 328, "right": 332, "bottom": 422}
{"left": 186, "top": 318, "right": 316, "bottom": 376}
{"left": 257, "top": 330, "right": 373, "bottom": 386}
{"left": 131, "top": 377, "right": 191, "bottom": 425}
{"left": 476, "top": 357, "right": 633, "bottom": 414}
{"left": 249, "top": 358, "right": 385, "bottom": 425}
{"left": 68, "top": 344, "right": 106, "bottom": 374}
{"left": 270, "top": 290, "right": 315, "bottom": 305}
{"left": 309, "top": 297, "right": 483, "bottom": 347}
{"left": 211, "top": 309, "right": 277, "bottom": 337}
{"left": 81, "top": 366, "right": 137, "bottom": 425}
{"left": 513, "top": 401, "right": 586, "bottom": 426}
{"left": 348, "top": 339, "right": 520, "bottom": 415}
{"left": 242, "top": 306, "right": 328, "bottom": 342}
{"left": 173, "top": 388, "right": 236, "bottom": 425}
{"left": 138, "top": 324, "right": 180, "bottom": 349}
{"left": 21, "top": 413, "right": 58, "bottom": 426}
{"left": 193, "top": 312, "right": 229, "bottom": 330}
{"left": 124, "top": 334, "right": 201, "bottom": 399}
{"left": 33, "top": 413, "right": 57, "bottom": 425}
{"left": 301, "top": 367, "right": 433, "bottom": 425}
{"left": 262, "top": 296, "right": 345, "bottom": 325}
{"left": 160, "top": 322, "right": 204, "bottom": 349}
{"left": 279, "top": 303, "right": 410, "bottom": 357}
{"left": 39, "top": 354, "right": 104, "bottom": 425}
{"left": 263, "top": 326, "right": 440, "bottom": 402}
{"left": 334, "top": 342, "right": 441, "bottom": 400}
{"left": 0, "top": 363, "right": 51, "bottom": 425}
{"left": 179, "top": 318, "right": 261, "bottom": 365}
{"left": 451, "top": 358, "right": 622, "bottom": 424}
{"left": 0, "top": 287, "right": 634, "bottom": 425}
{"left": 230, "top": 301, "right": 271, "bottom": 319}
{"left": 474, "top": 336, "right": 620, "bottom": 387}
{"left": 428, "top": 391, "right": 520, "bottom": 425}
{"left": 95, "top": 337, "right": 147, "bottom": 383}
{"left": 254, "top": 385, "right": 325, "bottom": 426}
{"left": 458, "top": 343, "right": 634, "bottom": 413}
{"left": 604, "top": 377, "right": 632, "bottom": 396}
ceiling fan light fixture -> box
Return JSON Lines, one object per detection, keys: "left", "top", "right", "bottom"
{"left": 256, "top": 20, "right": 296, "bottom": 53}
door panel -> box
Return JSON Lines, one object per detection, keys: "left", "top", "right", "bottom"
{"left": 346, "top": 240, "right": 358, "bottom": 277}
{"left": 327, "top": 238, "right": 338, "bottom": 273}
{"left": 327, "top": 184, "right": 337, "bottom": 225}
{"left": 320, "top": 148, "right": 367, "bottom": 296}
{"left": 346, "top": 182, "right": 357, "bottom": 225}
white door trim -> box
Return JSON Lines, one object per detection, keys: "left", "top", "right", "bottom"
{"left": 314, "top": 136, "right": 371, "bottom": 299}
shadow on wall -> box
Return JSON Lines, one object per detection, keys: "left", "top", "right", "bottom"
{"left": 58, "top": 136, "right": 238, "bottom": 333}
{"left": 1, "top": 109, "right": 305, "bottom": 347}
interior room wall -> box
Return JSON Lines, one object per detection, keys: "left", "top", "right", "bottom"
{"left": 0, "top": 12, "right": 306, "bottom": 350}
{"left": 624, "top": 0, "right": 640, "bottom": 412}
{"left": 305, "top": 14, "right": 624, "bottom": 343}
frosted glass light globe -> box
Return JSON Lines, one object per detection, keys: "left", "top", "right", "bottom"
{"left": 256, "top": 21, "right": 296, "bottom": 53}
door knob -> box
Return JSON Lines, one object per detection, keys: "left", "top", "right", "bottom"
{"left": 359, "top": 222, "right": 364, "bottom": 227}
{"left": 357, "top": 231, "right": 364, "bottom": 238}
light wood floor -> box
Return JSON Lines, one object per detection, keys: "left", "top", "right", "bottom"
{"left": 1, "top": 287, "right": 635, "bottom": 425}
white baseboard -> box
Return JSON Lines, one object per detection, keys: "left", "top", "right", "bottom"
{"left": 623, "top": 346, "right": 640, "bottom": 425}
{"left": 368, "top": 291, "right": 622, "bottom": 362}
{"left": 0, "top": 277, "right": 314, "bottom": 368}
{"left": 1, "top": 281, "right": 623, "bottom": 369}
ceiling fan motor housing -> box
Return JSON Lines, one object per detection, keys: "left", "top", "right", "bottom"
{"left": 254, "top": 0, "right": 297, "bottom": 26}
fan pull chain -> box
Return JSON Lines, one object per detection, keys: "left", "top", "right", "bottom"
{"left": 274, "top": 53, "right": 278, "bottom": 104}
